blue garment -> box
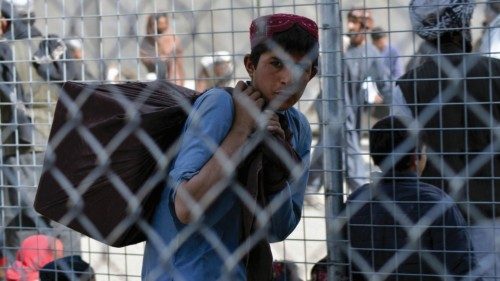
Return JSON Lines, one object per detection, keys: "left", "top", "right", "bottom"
{"left": 347, "top": 172, "right": 478, "bottom": 280}
{"left": 142, "top": 88, "right": 312, "bottom": 281}
{"left": 390, "top": 85, "right": 412, "bottom": 117}
{"left": 380, "top": 45, "right": 404, "bottom": 80}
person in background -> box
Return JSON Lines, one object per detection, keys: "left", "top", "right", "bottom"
{"left": 404, "top": 40, "right": 434, "bottom": 71}
{"left": 39, "top": 255, "right": 95, "bottom": 281}
{"left": 195, "top": 51, "right": 234, "bottom": 92}
{"left": 104, "top": 61, "right": 137, "bottom": 83}
{"left": 6, "top": 235, "right": 64, "bottom": 281}
{"left": 32, "top": 34, "right": 78, "bottom": 85}
{"left": 2, "top": 0, "right": 41, "bottom": 40}
{"left": 478, "top": 0, "right": 500, "bottom": 59}
{"left": 393, "top": 0, "right": 500, "bottom": 277}
{"left": 371, "top": 26, "right": 404, "bottom": 80}
{"left": 347, "top": 115, "right": 478, "bottom": 280}
{"left": 343, "top": 7, "right": 392, "bottom": 190}
{"left": 66, "top": 38, "right": 96, "bottom": 81}
{"left": 305, "top": 34, "right": 350, "bottom": 197}
{"left": 140, "top": 13, "right": 185, "bottom": 85}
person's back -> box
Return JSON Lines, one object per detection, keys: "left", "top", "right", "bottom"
{"left": 397, "top": 49, "right": 500, "bottom": 219}
{"left": 347, "top": 115, "right": 477, "bottom": 280}
{"left": 195, "top": 51, "right": 234, "bottom": 92}
{"left": 396, "top": 0, "right": 500, "bottom": 220}
{"left": 39, "top": 255, "right": 95, "bottom": 281}
{"left": 393, "top": 1, "right": 500, "bottom": 278}
{"left": 348, "top": 179, "right": 475, "bottom": 280}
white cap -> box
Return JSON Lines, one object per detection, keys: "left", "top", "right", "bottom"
{"left": 67, "top": 39, "right": 83, "bottom": 50}
{"left": 4, "top": 0, "right": 33, "bottom": 15}
{"left": 200, "top": 51, "right": 232, "bottom": 68}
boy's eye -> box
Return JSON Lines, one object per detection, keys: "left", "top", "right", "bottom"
{"left": 270, "top": 60, "right": 283, "bottom": 68}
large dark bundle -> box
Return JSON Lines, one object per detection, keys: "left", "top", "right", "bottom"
{"left": 34, "top": 80, "right": 198, "bottom": 247}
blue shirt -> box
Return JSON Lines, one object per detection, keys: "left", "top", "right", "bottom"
{"left": 380, "top": 45, "right": 404, "bottom": 80}
{"left": 141, "top": 88, "right": 312, "bottom": 281}
{"left": 347, "top": 172, "right": 477, "bottom": 279}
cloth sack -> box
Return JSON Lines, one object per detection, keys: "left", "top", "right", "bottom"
{"left": 35, "top": 80, "right": 197, "bottom": 247}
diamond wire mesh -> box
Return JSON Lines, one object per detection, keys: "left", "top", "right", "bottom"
{"left": 338, "top": 1, "right": 500, "bottom": 281}
{"left": 0, "top": 0, "right": 498, "bottom": 280}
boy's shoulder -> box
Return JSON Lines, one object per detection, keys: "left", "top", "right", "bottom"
{"left": 284, "top": 107, "right": 311, "bottom": 140}
{"left": 413, "top": 182, "right": 451, "bottom": 200}
{"left": 285, "top": 106, "right": 305, "bottom": 119}
{"left": 195, "top": 87, "right": 233, "bottom": 104}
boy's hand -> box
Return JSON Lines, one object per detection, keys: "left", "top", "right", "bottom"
{"left": 232, "top": 81, "right": 265, "bottom": 135}
{"left": 264, "top": 110, "right": 285, "bottom": 141}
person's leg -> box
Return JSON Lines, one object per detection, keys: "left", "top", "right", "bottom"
{"left": 345, "top": 129, "right": 368, "bottom": 191}
{"left": 4, "top": 152, "right": 81, "bottom": 256}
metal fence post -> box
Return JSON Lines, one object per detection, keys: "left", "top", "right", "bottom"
{"left": 320, "top": 0, "right": 346, "bottom": 280}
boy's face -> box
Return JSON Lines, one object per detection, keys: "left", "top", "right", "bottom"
{"left": 244, "top": 50, "right": 315, "bottom": 111}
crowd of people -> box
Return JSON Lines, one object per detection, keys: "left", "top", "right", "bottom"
{"left": 0, "top": 0, "right": 498, "bottom": 280}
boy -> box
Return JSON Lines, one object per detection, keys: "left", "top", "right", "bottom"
{"left": 142, "top": 13, "right": 318, "bottom": 281}
{"left": 347, "top": 116, "right": 477, "bottom": 280}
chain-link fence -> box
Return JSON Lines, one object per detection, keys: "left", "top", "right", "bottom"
{"left": 0, "top": 0, "right": 498, "bottom": 280}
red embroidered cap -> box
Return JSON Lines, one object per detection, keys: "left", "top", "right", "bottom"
{"left": 249, "top": 13, "right": 319, "bottom": 48}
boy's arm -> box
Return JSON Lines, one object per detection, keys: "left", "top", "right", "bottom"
{"left": 266, "top": 114, "right": 312, "bottom": 241}
{"left": 174, "top": 81, "right": 264, "bottom": 224}
{"left": 267, "top": 150, "right": 310, "bottom": 242}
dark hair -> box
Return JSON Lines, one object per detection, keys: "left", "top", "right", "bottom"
{"left": 272, "top": 260, "right": 301, "bottom": 281}
{"left": 487, "top": 0, "right": 500, "bottom": 14}
{"left": 371, "top": 26, "right": 386, "bottom": 41}
{"left": 428, "top": 30, "right": 473, "bottom": 53}
{"left": 369, "top": 115, "right": 426, "bottom": 172}
{"left": 347, "top": 7, "right": 374, "bottom": 30}
{"left": 311, "top": 257, "right": 328, "bottom": 281}
{"left": 249, "top": 24, "right": 319, "bottom": 69}
{"left": 39, "top": 255, "right": 95, "bottom": 281}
